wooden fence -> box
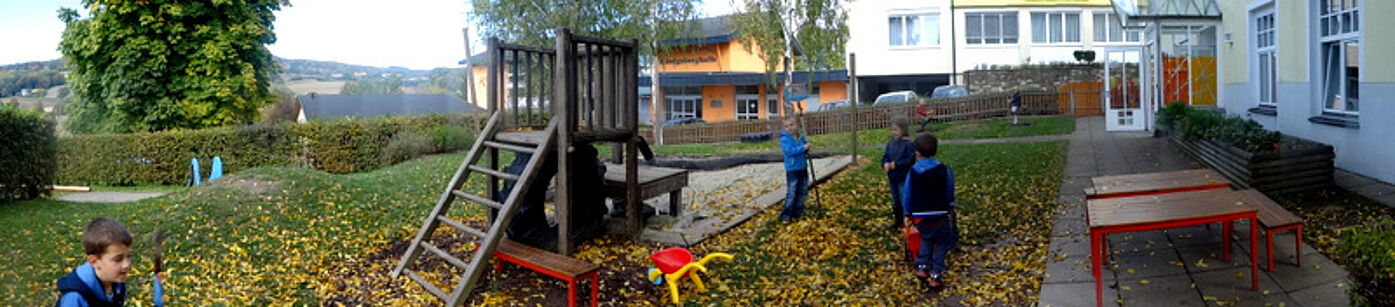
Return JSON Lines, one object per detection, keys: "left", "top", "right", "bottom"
{"left": 642, "top": 90, "right": 1102, "bottom": 145}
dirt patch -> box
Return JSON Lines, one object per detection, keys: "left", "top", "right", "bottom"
{"left": 204, "top": 175, "right": 281, "bottom": 198}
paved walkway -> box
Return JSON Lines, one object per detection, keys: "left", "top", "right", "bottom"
{"left": 57, "top": 191, "right": 167, "bottom": 203}
{"left": 1038, "top": 116, "right": 1352, "bottom": 307}
{"left": 1335, "top": 169, "right": 1395, "bottom": 208}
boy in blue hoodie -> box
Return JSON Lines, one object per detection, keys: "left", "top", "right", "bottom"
{"left": 779, "top": 116, "right": 811, "bottom": 222}
{"left": 56, "top": 217, "right": 163, "bottom": 307}
{"left": 882, "top": 117, "right": 916, "bottom": 229}
{"left": 902, "top": 132, "right": 960, "bottom": 288}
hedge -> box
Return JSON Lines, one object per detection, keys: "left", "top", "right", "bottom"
{"left": 57, "top": 114, "right": 484, "bottom": 185}
{"left": 0, "top": 107, "right": 57, "bottom": 201}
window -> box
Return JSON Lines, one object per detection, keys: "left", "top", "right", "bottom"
{"left": 1253, "top": 10, "right": 1277, "bottom": 106}
{"left": 966, "top": 12, "right": 1018, "bottom": 44}
{"left": 664, "top": 86, "right": 701, "bottom": 120}
{"left": 735, "top": 85, "right": 760, "bottom": 120}
{"left": 889, "top": 13, "right": 940, "bottom": 47}
{"left": 1317, "top": 0, "right": 1359, "bottom": 114}
{"left": 1032, "top": 12, "right": 1080, "bottom": 43}
{"left": 766, "top": 84, "right": 781, "bottom": 118}
{"left": 1093, "top": 13, "right": 1140, "bottom": 43}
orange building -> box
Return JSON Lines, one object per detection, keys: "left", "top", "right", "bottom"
{"left": 639, "top": 15, "right": 849, "bottom": 125}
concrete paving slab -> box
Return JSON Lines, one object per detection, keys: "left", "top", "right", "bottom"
{"left": 1048, "top": 234, "right": 1090, "bottom": 258}
{"left": 1051, "top": 216, "right": 1088, "bottom": 237}
{"left": 1107, "top": 230, "right": 1172, "bottom": 252}
{"left": 1288, "top": 278, "right": 1355, "bottom": 307}
{"left": 1044, "top": 254, "right": 1102, "bottom": 284}
{"left": 1177, "top": 244, "right": 1256, "bottom": 274}
{"left": 1165, "top": 225, "right": 1227, "bottom": 249}
{"left": 1115, "top": 274, "right": 1206, "bottom": 307}
{"left": 1192, "top": 267, "right": 1295, "bottom": 307}
{"left": 1039, "top": 281, "right": 1123, "bottom": 307}
{"left": 1109, "top": 250, "right": 1187, "bottom": 281}
{"left": 1266, "top": 252, "right": 1349, "bottom": 292}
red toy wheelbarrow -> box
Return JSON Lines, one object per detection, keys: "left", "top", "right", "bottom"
{"left": 645, "top": 247, "right": 733, "bottom": 304}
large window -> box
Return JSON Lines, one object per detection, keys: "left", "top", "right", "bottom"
{"left": 966, "top": 12, "right": 1018, "bottom": 44}
{"left": 664, "top": 86, "right": 701, "bottom": 120}
{"left": 1093, "top": 13, "right": 1140, "bottom": 43}
{"left": 889, "top": 13, "right": 940, "bottom": 47}
{"left": 1031, "top": 12, "right": 1081, "bottom": 43}
{"left": 735, "top": 85, "right": 760, "bottom": 120}
{"left": 766, "top": 84, "right": 781, "bottom": 118}
{"left": 1317, "top": 0, "right": 1359, "bottom": 114}
{"left": 1253, "top": 9, "right": 1277, "bottom": 106}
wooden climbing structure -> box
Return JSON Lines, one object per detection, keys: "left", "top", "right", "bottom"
{"left": 392, "top": 28, "right": 653, "bottom": 305}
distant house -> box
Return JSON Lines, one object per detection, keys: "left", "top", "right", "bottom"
{"left": 296, "top": 93, "right": 484, "bottom": 122}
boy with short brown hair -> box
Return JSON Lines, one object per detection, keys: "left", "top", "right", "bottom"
{"left": 56, "top": 217, "right": 133, "bottom": 306}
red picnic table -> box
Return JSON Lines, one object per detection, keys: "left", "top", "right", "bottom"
{"left": 1086, "top": 188, "right": 1259, "bottom": 307}
{"left": 1085, "top": 168, "right": 1232, "bottom": 200}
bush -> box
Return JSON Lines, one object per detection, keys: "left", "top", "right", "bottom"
{"left": 429, "top": 125, "right": 474, "bottom": 153}
{"left": 0, "top": 107, "right": 57, "bottom": 201}
{"left": 382, "top": 131, "right": 436, "bottom": 166}
{"left": 57, "top": 113, "right": 487, "bottom": 185}
{"left": 1161, "top": 103, "right": 1280, "bottom": 152}
{"left": 1336, "top": 218, "right": 1395, "bottom": 281}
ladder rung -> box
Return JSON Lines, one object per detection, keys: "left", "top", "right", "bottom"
{"left": 451, "top": 190, "right": 504, "bottom": 210}
{"left": 484, "top": 141, "right": 536, "bottom": 154}
{"left": 468, "top": 165, "right": 519, "bottom": 181}
{"left": 419, "top": 241, "right": 472, "bottom": 269}
{"left": 436, "top": 215, "right": 488, "bottom": 238}
{"left": 403, "top": 269, "right": 449, "bottom": 301}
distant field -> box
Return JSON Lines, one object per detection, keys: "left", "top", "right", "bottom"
{"left": 283, "top": 80, "right": 345, "bottom": 95}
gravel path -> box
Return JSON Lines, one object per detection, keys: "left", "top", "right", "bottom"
{"left": 56, "top": 192, "right": 167, "bottom": 203}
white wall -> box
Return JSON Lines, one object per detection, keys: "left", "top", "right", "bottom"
{"left": 845, "top": 0, "right": 954, "bottom": 76}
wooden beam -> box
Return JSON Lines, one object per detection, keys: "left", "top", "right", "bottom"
{"left": 555, "top": 27, "right": 575, "bottom": 256}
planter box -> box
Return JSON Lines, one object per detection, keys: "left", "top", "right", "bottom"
{"left": 1163, "top": 129, "right": 1334, "bottom": 194}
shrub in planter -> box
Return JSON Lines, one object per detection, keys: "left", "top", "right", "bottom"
{"left": 1337, "top": 218, "right": 1395, "bottom": 280}
{"left": 1162, "top": 103, "right": 1280, "bottom": 152}
{"left": 0, "top": 107, "right": 57, "bottom": 201}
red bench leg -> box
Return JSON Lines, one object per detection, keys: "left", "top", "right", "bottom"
{"left": 1222, "top": 221, "right": 1232, "bottom": 263}
{"left": 1295, "top": 225, "right": 1302, "bottom": 268}
{"left": 569, "top": 279, "right": 577, "bottom": 307}
{"left": 1266, "top": 229, "right": 1275, "bottom": 272}
{"left": 591, "top": 274, "right": 599, "bottom": 307}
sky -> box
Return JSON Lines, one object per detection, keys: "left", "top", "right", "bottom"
{"left": 0, "top": 0, "right": 739, "bottom": 70}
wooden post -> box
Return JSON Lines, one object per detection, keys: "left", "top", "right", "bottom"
{"left": 486, "top": 38, "right": 501, "bottom": 222}
{"left": 848, "top": 53, "right": 858, "bottom": 161}
{"left": 554, "top": 28, "right": 575, "bottom": 255}
{"left": 625, "top": 40, "right": 642, "bottom": 234}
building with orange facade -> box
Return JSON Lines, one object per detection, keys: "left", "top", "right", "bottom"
{"left": 638, "top": 15, "right": 849, "bottom": 125}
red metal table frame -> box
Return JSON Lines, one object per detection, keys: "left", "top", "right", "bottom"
{"left": 494, "top": 252, "right": 600, "bottom": 307}
{"left": 1087, "top": 191, "right": 1258, "bottom": 307}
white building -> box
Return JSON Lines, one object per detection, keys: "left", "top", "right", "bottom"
{"left": 845, "top": 0, "right": 1141, "bottom": 102}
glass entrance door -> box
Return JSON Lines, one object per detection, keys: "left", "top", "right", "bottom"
{"left": 1104, "top": 47, "right": 1147, "bottom": 131}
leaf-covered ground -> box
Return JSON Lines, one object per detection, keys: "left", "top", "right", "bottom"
{"left": 0, "top": 132, "right": 1069, "bottom": 305}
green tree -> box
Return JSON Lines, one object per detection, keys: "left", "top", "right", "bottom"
{"left": 730, "top": 0, "right": 849, "bottom": 112}
{"left": 58, "top": 0, "right": 284, "bottom": 133}
{"left": 340, "top": 76, "right": 405, "bottom": 94}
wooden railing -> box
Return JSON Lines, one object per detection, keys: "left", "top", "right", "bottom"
{"left": 646, "top": 90, "right": 1100, "bottom": 145}
{"left": 488, "top": 39, "right": 556, "bottom": 130}
{"left": 555, "top": 29, "right": 640, "bottom": 139}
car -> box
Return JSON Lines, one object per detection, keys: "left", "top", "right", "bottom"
{"left": 929, "top": 85, "right": 969, "bottom": 100}
{"left": 815, "top": 100, "right": 849, "bottom": 112}
{"left": 661, "top": 117, "right": 707, "bottom": 126}
{"left": 873, "top": 91, "right": 919, "bottom": 106}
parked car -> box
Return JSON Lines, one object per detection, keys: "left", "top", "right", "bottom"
{"left": 661, "top": 117, "right": 706, "bottom": 126}
{"left": 873, "top": 91, "right": 919, "bottom": 105}
{"left": 929, "top": 85, "right": 969, "bottom": 100}
{"left": 815, "top": 100, "right": 850, "bottom": 112}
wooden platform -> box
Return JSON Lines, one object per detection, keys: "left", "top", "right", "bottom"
{"left": 603, "top": 164, "right": 689, "bottom": 216}
{"left": 1085, "top": 168, "right": 1232, "bottom": 199}
{"left": 498, "top": 129, "right": 635, "bottom": 146}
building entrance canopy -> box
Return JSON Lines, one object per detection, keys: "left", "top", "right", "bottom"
{"left": 1111, "top": 0, "right": 1222, "bottom": 28}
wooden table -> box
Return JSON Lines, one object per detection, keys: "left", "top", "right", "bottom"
{"left": 603, "top": 164, "right": 689, "bottom": 216}
{"left": 1085, "top": 169, "right": 1232, "bottom": 200}
{"left": 1087, "top": 189, "right": 1258, "bottom": 307}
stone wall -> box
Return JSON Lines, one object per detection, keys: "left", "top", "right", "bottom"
{"left": 964, "top": 65, "right": 1102, "bottom": 94}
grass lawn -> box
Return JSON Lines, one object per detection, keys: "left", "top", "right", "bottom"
{"left": 0, "top": 132, "right": 1067, "bottom": 305}
{"left": 600, "top": 115, "right": 1074, "bottom": 157}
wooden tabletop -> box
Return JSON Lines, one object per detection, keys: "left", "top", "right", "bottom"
{"left": 1089, "top": 169, "right": 1232, "bottom": 197}
{"left": 1088, "top": 189, "right": 1257, "bottom": 228}
{"left": 603, "top": 163, "right": 687, "bottom": 183}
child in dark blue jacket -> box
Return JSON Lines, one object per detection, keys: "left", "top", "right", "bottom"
{"left": 902, "top": 132, "right": 960, "bottom": 288}
{"left": 882, "top": 117, "right": 916, "bottom": 229}
{"left": 779, "top": 117, "right": 811, "bottom": 222}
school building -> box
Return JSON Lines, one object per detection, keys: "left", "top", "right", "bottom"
{"left": 637, "top": 15, "right": 850, "bottom": 125}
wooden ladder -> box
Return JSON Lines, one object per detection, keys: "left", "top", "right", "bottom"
{"left": 392, "top": 112, "right": 559, "bottom": 305}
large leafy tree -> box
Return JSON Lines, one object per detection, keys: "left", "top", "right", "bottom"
{"left": 730, "top": 0, "right": 848, "bottom": 112}
{"left": 59, "top": 0, "right": 285, "bottom": 133}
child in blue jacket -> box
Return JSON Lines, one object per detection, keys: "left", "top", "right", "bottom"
{"left": 902, "top": 132, "right": 960, "bottom": 288}
{"left": 882, "top": 117, "right": 916, "bottom": 229}
{"left": 779, "top": 116, "right": 810, "bottom": 222}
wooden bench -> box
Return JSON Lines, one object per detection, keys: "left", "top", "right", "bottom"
{"left": 493, "top": 239, "right": 600, "bottom": 307}
{"left": 1085, "top": 169, "right": 1233, "bottom": 200}
{"left": 603, "top": 164, "right": 689, "bottom": 216}
{"left": 1231, "top": 189, "right": 1305, "bottom": 272}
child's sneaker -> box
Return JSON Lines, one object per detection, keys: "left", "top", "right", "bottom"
{"left": 914, "top": 265, "right": 930, "bottom": 281}
{"left": 926, "top": 273, "right": 944, "bottom": 288}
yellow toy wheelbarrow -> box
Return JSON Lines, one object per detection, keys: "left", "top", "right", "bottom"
{"left": 646, "top": 247, "right": 733, "bottom": 304}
